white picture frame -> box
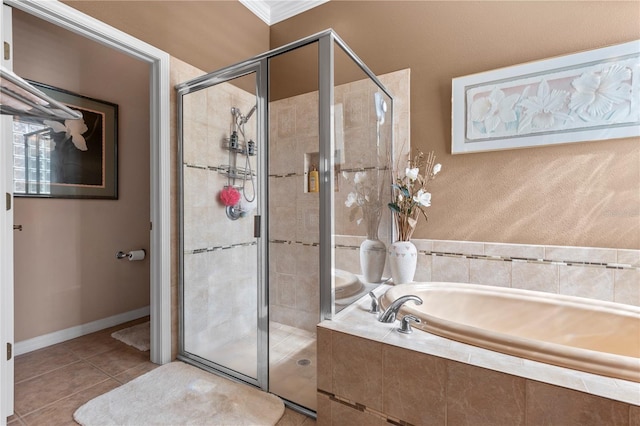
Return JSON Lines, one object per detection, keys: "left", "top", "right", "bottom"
{"left": 452, "top": 39, "right": 640, "bottom": 154}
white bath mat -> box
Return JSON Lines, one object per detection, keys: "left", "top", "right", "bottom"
{"left": 111, "top": 321, "right": 150, "bottom": 351}
{"left": 73, "top": 361, "right": 285, "bottom": 426}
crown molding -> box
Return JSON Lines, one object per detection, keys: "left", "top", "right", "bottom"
{"left": 240, "top": 0, "right": 329, "bottom": 26}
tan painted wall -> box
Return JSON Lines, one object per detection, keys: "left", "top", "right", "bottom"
{"left": 62, "top": 1, "right": 270, "bottom": 74}
{"left": 12, "top": 10, "right": 150, "bottom": 341}
{"left": 54, "top": 3, "right": 639, "bottom": 247}
{"left": 271, "top": 1, "right": 640, "bottom": 249}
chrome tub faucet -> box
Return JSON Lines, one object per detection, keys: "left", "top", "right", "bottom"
{"left": 378, "top": 294, "right": 423, "bottom": 323}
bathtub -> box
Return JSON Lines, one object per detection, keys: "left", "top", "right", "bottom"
{"left": 381, "top": 282, "right": 640, "bottom": 383}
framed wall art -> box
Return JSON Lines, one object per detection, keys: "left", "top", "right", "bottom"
{"left": 452, "top": 39, "right": 640, "bottom": 154}
{"left": 14, "top": 81, "right": 118, "bottom": 198}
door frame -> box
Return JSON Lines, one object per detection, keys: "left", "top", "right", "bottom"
{"left": 176, "top": 60, "right": 269, "bottom": 390}
{"left": 1, "top": 4, "right": 15, "bottom": 420}
{"left": 0, "top": 2, "right": 171, "bottom": 417}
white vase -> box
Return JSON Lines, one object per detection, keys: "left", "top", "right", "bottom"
{"left": 360, "top": 238, "right": 386, "bottom": 283}
{"left": 388, "top": 241, "right": 417, "bottom": 284}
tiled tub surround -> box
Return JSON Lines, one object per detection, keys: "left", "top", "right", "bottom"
{"left": 317, "top": 285, "right": 640, "bottom": 426}
{"left": 334, "top": 237, "right": 640, "bottom": 307}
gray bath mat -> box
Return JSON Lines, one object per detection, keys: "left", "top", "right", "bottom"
{"left": 111, "top": 321, "right": 150, "bottom": 351}
{"left": 73, "top": 361, "right": 285, "bottom": 425}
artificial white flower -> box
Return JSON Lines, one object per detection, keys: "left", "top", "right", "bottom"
{"left": 44, "top": 113, "right": 89, "bottom": 151}
{"left": 405, "top": 167, "right": 419, "bottom": 181}
{"left": 470, "top": 87, "right": 519, "bottom": 133}
{"left": 433, "top": 163, "right": 442, "bottom": 175}
{"left": 413, "top": 190, "right": 431, "bottom": 207}
{"left": 569, "top": 64, "right": 632, "bottom": 119}
{"left": 518, "top": 79, "right": 571, "bottom": 132}
{"left": 345, "top": 192, "right": 357, "bottom": 208}
{"left": 354, "top": 171, "right": 367, "bottom": 184}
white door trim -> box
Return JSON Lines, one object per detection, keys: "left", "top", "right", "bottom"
{"left": 1, "top": 4, "right": 16, "bottom": 421}
{"left": 1, "top": 0, "right": 172, "bottom": 366}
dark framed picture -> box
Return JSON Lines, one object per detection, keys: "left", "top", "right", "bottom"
{"left": 14, "top": 81, "right": 118, "bottom": 199}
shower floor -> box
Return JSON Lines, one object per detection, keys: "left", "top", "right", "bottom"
{"left": 193, "top": 321, "right": 317, "bottom": 411}
{"left": 269, "top": 322, "right": 317, "bottom": 411}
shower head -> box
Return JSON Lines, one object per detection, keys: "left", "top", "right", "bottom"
{"left": 243, "top": 104, "right": 257, "bottom": 123}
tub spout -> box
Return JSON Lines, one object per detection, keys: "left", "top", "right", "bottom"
{"left": 378, "top": 295, "right": 423, "bottom": 323}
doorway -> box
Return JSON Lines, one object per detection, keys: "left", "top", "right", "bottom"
{"left": 10, "top": 6, "right": 151, "bottom": 355}
{"left": 1, "top": 0, "right": 171, "bottom": 420}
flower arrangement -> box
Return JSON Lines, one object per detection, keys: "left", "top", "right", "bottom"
{"left": 344, "top": 168, "right": 386, "bottom": 239}
{"left": 388, "top": 150, "right": 442, "bottom": 241}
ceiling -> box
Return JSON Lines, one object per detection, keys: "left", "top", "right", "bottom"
{"left": 239, "top": 0, "right": 329, "bottom": 25}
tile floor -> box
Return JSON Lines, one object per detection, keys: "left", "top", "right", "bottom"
{"left": 7, "top": 317, "right": 316, "bottom": 425}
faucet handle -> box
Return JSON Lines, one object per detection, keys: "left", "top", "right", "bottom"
{"left": 368, "top": 291, "right": 380, "bottom": 314}
{"left": 397, "top": 315, "right": 421, "bottom": 334}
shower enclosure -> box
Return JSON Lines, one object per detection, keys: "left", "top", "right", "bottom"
{"left": 177, "top": 30, "right": 393, "bottom": 413}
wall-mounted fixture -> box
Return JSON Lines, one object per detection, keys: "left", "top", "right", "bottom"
{"left": 219, "top": 106, "right": 257, "bottom": 220}
{"left": 0, "top": 65, "right": 82, "bottom": 120}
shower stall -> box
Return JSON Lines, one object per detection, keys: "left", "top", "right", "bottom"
{"left": 177, "top": 30, "right": 394, "bottom": 413}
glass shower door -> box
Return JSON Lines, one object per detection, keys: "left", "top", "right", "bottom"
{"left": 179, "top": 66, "right": 267, "bottom": 387}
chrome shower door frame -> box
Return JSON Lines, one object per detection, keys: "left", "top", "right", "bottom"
{"left": 177, "top": 59, "right": 268, "bottom": 390}
{"left": 177, "top": 29, "right": 394, "bottom": 405}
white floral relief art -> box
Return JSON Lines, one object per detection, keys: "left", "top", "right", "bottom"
{"left": 465, "top": 55, "right": 639, "bottom": 141}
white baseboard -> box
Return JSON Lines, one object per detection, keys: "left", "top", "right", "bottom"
{"left": 14, "top": 306, "right": 150, "bottom": 356}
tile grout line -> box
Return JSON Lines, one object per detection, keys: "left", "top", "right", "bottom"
{"left": 13, "top": 354, "right": 81, "bottom": 385}
{"left": 17, "top": 370, "right": 113, "bottom": 419}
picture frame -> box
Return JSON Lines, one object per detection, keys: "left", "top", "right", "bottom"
{"left": 452, "top": 39, "right": 640, "bottom": 154}
{"left": 15, "top": 81, "right": 118, "bottom": 199}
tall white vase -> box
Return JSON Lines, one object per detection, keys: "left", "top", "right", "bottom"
{"left": 388, "top": 241, "right": 417, "bottom": 284}
{"left": 360, "top": 238, "right": 386, "bottom": 283}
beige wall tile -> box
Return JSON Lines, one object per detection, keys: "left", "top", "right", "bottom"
{"left": 526, "top": 380, "right": 629, "bottom": 426}
{"left": 270, "top": 305, "right": 318, "bottom": 333}
{"left": 332, "top": 332, "right": 383, "bottom": 411}
{"left": 432, "top": 240, "right": 484, "bottom": 255}
{"left": 295, "top": 91, "right": 319, "bottom": 138}
{"left": 271, "top": 243, "right": 297, "bottom": 275}
{"left": 545, "top": 246, "right": 617, "bottom": 264}
{"left": 431, "top": 255, "right": 469, "bottom": 283}
{"left": 614, "top": 269, "right": 640, "bottom": 306}
{"left": 559, "top": 265, "right": 615, "bottom": 301}
{"left": 469, "top": 258, "right": 511, "bottom": 287}
{"left": 275, "top": 273, "right": 297, "bottom": 309}
{"left": 317, "top": 328, "right": 332, "bottom": 393}
{"left": 484, "top": 242, "right": 545, "bottom": 260}
{"left": 446, "top": 361, "right": 525, "bottom": 426}
{"left": 618, "top": 249, "right": 640, "bottom": 267}
{"left": 511, "top": 261, "right": 559, "bottom": 293}
{"left": 335, "top": 246, "right": 361, "bottom": 276}
{"left": 269, "top": 136, "right": 296, "bottom": 176}
{"left": 277, "top": 106, "right": 296, "bottom": 139}
{"left": 330, "top": 399, "right": 387, "bottom": 426}
{"left": 382, "top": 346, "right": 446, "bottom": 425}
{"left": 412, "top": 239, "right": 434, "bottom": 252}
{"left": 414, "top": 253, "right": 432, "bottom": 282}
{"left": 296, "top": 274, "right": 320, "bottom": 314}
{"left": 316, "top": 392, "right": 332, "bottom": 426}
